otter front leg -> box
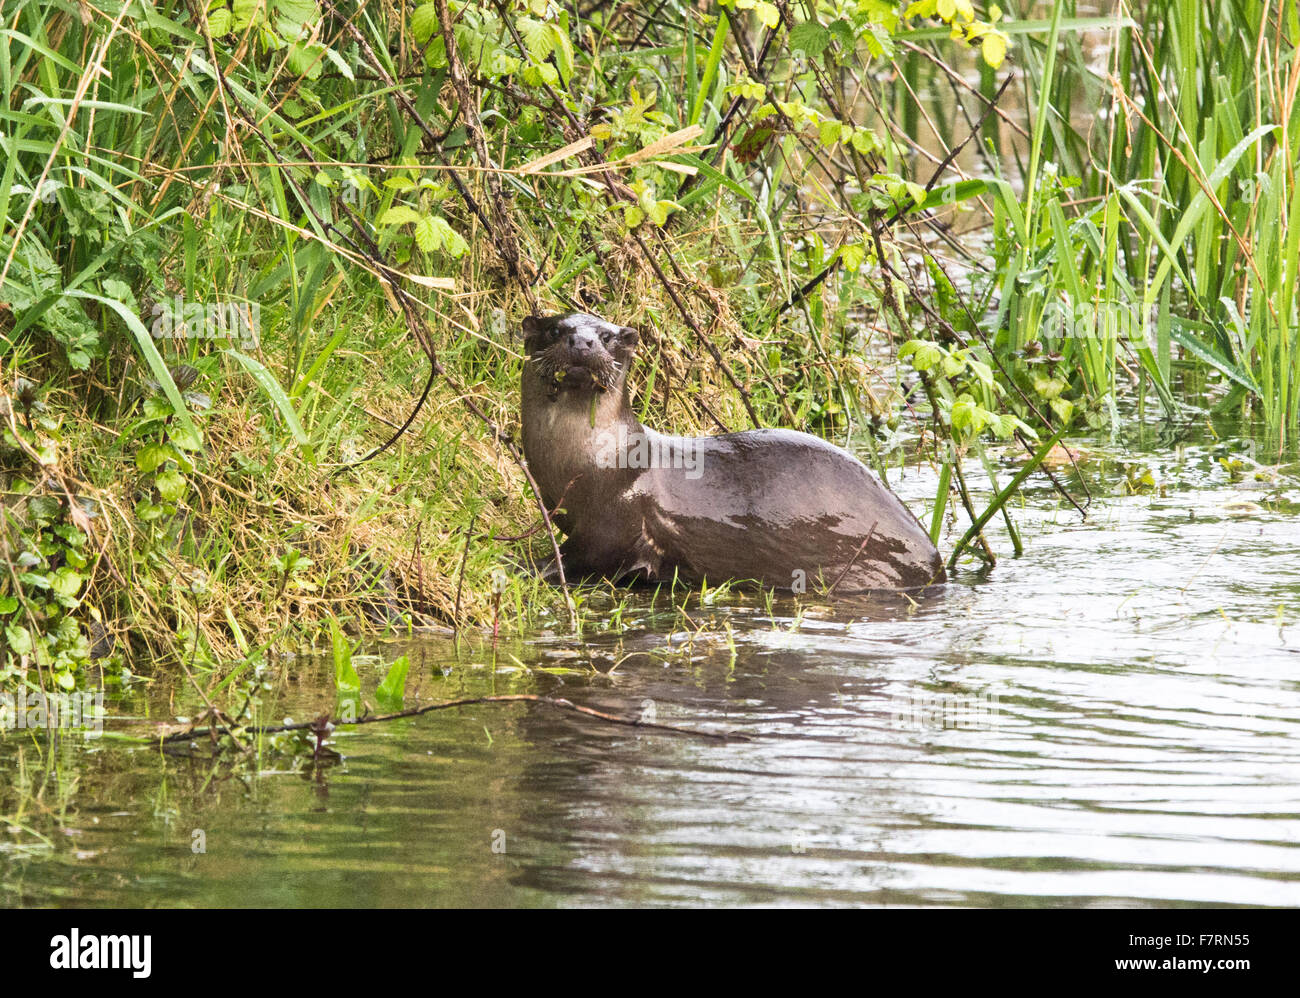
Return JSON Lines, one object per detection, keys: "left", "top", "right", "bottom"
{"left": 547, "top": 518, "right": 663, "bottom": 585}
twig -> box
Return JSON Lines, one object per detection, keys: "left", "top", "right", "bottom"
{"left": 155, "top": 694, "right": 750, "bottom": 746}
{"left": 452, "top": 510, "right": 478, "bottom": 632}
{"left": 883, "top": 74, "right": 1015, "bottom": 228}
{"left": 825, "top": 521, "right": 877, "bottom": 595}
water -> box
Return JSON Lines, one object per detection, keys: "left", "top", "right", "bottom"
{"left": 3, "top": 416, "right": 1299, "bottom": 907}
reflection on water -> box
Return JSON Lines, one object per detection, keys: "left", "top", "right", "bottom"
{"left": 2, "top": 418, "right": 1299, "bottom": 907}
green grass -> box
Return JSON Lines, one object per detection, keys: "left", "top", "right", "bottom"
{"left": 0, "top": 0, "right": 1295, "bottom": 691}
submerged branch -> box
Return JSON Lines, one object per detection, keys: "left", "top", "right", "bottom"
{"left": 150, "top": 694, "right": 751, "bottom": 748}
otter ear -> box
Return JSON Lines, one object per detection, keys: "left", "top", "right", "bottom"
{"left": 617, "top": 326, "right": 639, "bottom": 348}
{"left": 521, "top": 314, "right": 555, "bottom": 351}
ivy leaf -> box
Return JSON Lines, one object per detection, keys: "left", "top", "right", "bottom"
{"left": 28, "top": 495, "right": 62, "bottom": 524}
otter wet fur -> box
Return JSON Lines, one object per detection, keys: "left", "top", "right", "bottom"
{"left": 520, "top": 312, "right": 945, "bottom": 592}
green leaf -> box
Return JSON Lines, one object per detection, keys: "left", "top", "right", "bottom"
{"left": 914, "top": 178, "right": 989, "bottom": 212}
{"left": 135, "top": 501, "right": 165, "bottom": 522}
{"left": 414, "top": 214, "right": 442, "bottom": 253}
{"left": 818, "top": 119, "right": 843, "bottom": 147}
{"left": 433, "top": 216, "right": 468, "bottom": 257}
{"left": 329, "top": 616, "right": 359, "bottom": 693}
{"left": 754, "top": 1, "right": 780, "bottom": 28}
{"left": 789, "top": 21, "right": 831, "bottom": 55}
{"left": 225, "top": 349, "right": 315, "bottom": 463}
{"left": 49, "top": 568, "right": 83, "bottom": 598}
{"left": 322, "top": 46, "right": 355, "bottom": 81}
{"left": 4, "top": 624, "right": 33, "bottom": 656}
{"left": 66, "top": 290, "right": 202, "bottom": 446}
{"left": 170, "top": 423, "right": 203, "bottom": 452}
{"left": 274, "top": 0, "right": 319, "bottom": 36}
{"left": 286, "top": 41, "right": 325, "bottom": 79}
{"left": 378, "top": 205, "right": 421, "bottom": 226}
{"left": 840, "top": 242, "right": 866, "bottom": 273}
{"left": 951, "top": 395, "right": 976, "bottom": 432}
{"left": 232, "top": 0, "right": 264, "bottom": 32}
{"left": 155, "top": 469, "right": 187, "bottom": 503}
{"left": 207, "top": 8, "right": 233, "bottom": 34}
{"left": 551, "top": 23, "right": 574, "bottom": 83}
{"left": 376, "top": 654, "right": 411, "bottom": 704}
{"left": 899, "top": 339, "right": 944, "bottom": 371}
{"left": 136, "top": 442, "right": 176, "bottom": 473}
{"left": 412, "top": 3, "right": 440, "bottom": 44}
{"left": 518, "top": 16, "right": 555, "bottom": 61}
{"left": 28, "top": 495, "right": 62, "bottom": 524}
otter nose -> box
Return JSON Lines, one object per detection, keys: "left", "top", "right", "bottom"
{"left": 568, "top": 331, "right": 599, "bottom": 354}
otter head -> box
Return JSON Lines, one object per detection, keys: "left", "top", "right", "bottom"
{"left": 522, "top": 312, "right": 639, "bottom": 399}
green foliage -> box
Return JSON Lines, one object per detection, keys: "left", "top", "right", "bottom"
{"left": 375, "top": 653, "right": 411, "bottom": 706}
{"left": 0, "top": 413, "right": 95, "bottom": 690}
{"left": 329, "top": 617, "right": 359, "bottom": 694}
{"left": 0, "top": 0, "right": 1293, "bottom": 692}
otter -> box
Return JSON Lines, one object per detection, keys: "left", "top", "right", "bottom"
{"left": 520, "top": 312, "right": 944, "bottom": 592}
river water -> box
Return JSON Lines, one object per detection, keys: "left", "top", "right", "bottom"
{"left": 3, "top": 411, "right": 1298, "bottom": 907}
